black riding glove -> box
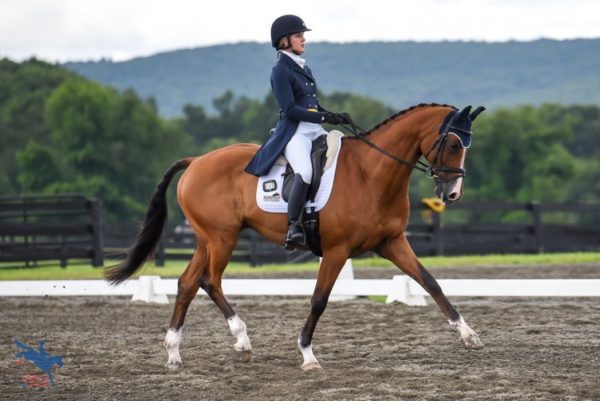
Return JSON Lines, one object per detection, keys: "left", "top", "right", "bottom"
{"left": 339, "top": 112, "right": 352, "bottom": 124}
{"left": 323, "top": 112, "right": 352, "bottom": 125}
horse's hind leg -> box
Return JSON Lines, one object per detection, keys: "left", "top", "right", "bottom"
{"left": 200, "top": 238, "right": 252, "bottom": 361}
{"left": 164, "top": 237, "right": 252, "bottom": 368}
{"left": 165, "top": 242, "right": 207, "bottom": 368}
{"left": 378, "top": 235, "right": 483, "bottom": 349}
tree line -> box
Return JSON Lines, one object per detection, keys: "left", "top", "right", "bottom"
{"left": 2, "top": 58, "right": 599, "bottom": 224}
{"left": 64, "top": 39, "right": 600, "bottom": 116}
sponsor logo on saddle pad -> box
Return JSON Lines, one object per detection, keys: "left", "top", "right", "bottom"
{"left": 14, "top": 339, "right": 63, "bottom": 388}
{"left": 264, "top": 193, "right": 282, "bottom": 202}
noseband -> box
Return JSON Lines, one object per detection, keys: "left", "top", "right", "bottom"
{"left": 342, "top": 110, "right": 470, "bottom": 179}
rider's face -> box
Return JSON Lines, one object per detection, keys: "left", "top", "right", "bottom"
{"left": 290, "top": 32, "right": 305, "bottom": 55}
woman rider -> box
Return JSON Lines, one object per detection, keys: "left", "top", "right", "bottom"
{"left": 245, "top": 14, "right": 351, "bottom": 249}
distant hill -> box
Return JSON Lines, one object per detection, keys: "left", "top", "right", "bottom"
{"left": 64, "top": 39, "right": 600, "bottom": 116}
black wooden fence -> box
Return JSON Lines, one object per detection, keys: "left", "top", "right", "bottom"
{"left": 149, "top": 201, "right": 600, "bottom": 265}
{"left": 153, "top": 226, "right": 313, "bottom": 266}
{"left": 2, "top": 194, "right": 599, "bottom": 267}
{"left": 102, "top": 221, "right": 314, "bottom": 266}
{"left": 408, "top": 201, "right": 600, "bottom": 256}
{"left": 0, "top": 195, "right": 103, "bottom": 267}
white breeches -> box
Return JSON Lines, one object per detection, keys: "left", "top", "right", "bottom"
{"left": 284, "top": 122, "right": 327, "bottom": 184}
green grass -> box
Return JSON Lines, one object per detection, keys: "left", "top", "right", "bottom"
{"left": 356, "top": 252, "right": 600, "bottom": 268}
{"left": 0, "top": 259, "right": 320, "bottom": 281}
{"left": 1, "top": 252, "right": 599, "bottom": 280}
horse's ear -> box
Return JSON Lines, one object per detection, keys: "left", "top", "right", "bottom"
{"left": 457, "top": 105, "right": 472, "bottom": 122}
{"left": 469, "top": 106, "right": 486, "bottom": 121}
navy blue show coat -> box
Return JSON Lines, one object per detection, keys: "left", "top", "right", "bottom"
{"left": 244, "top": 53, "right": 328, "bottom": 176}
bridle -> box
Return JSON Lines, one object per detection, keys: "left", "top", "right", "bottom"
{"left": 340, "top": 110, "right": 471, "bottom": 179}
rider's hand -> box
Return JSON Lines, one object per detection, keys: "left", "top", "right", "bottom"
{"left": 323, "top": 112, "right": 351, "bottom": 125}
{"left": 339, "top": 112, "right": 352, "bottom": 125}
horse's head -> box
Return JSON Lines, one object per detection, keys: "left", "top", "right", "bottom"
{"left": 421, "top": 105, "right": 485, "bottom": 204}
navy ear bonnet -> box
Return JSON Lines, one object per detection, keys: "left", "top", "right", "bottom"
{"left": 439, "top": 105, "right": 485, "bottom": 149}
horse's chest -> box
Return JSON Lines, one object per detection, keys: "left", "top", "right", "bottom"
{"left": 351, "top": 222, "right": 396, "bottom": 253}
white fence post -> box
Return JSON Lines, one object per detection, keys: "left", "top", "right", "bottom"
{"left": 386, "top": 275, "right": 427, "bottom": 306}
{"left": 330, "top": 259, "right": 355, "bottom": 301}
{"left": 131, "top": 276, "right": 169, "bottom": 304}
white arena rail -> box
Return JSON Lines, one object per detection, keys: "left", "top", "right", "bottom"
{"left": 0, "top": 279, "right": 139, "bottom": 297}
{"left": 1, "top": 275, "right": 599, "bottom": 306}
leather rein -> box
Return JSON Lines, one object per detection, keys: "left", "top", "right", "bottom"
{"left": 340, "top": 111, "right": 470, "bottom": 179}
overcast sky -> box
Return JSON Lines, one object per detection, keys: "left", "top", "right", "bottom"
{"left": 2, "top": 0, "right": 600, "bottom": 62}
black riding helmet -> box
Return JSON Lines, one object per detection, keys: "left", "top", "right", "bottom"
{"left": 271, "top": 15, "right": 311, "bottom": 49}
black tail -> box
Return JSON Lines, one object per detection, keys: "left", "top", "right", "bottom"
{"left": 105, "top": 158, "right": 192, "bottom": 284}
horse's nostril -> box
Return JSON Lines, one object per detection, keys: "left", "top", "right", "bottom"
{"left": 448, "top": 192, "right": 459, "bottom": 201}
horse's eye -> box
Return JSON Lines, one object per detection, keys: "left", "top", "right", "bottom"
{"left": 449, "top": 142, "right": 461, "bottom": 153}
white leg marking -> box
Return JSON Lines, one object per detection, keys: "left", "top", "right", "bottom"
{"left": 449, "top": 315, "right": 484, "bottom": 349}
{"left": 298, "top": 338, "right": 321, "bottom": 371}
{"left": 164, "top": 328, "right": 183, "bottom": 368}
{"left": 227, "top": 315, "right": 252, "bottom": 352}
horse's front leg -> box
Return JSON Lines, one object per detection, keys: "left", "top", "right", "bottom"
{"left": 378, "top": 235, "right": 483, "bottom": 349}
{"left": 298, "top": 248, "right": 348, "bottom": 370}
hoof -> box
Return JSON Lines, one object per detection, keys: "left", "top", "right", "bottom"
{"left": 165, "top": 360, "right": 182, "bottom": 370}
{"left": 301, "top": 361, "right": 322, "bottom": 371}
{"left": 462, "top": 333, "right": 484, "bottom": 349}
{"left": 237, "top": 349, "right": 253, "bottom": 362}
{"left": 234, "top": 343, "right": 251, "bottom": 352}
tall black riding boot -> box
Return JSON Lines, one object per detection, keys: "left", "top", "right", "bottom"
{"left": 285, "top": 174, "right": 310, "bottom": 249}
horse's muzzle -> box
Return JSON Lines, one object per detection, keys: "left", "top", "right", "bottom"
{"left": 434, "top": 177, "right": 463, "bottom": 204}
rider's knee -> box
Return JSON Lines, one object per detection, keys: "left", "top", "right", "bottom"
{"left": 297, "top": 168, "right": 312, "bottom": 184}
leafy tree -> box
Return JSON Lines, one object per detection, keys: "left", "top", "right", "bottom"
{"left": 465, "top": 104, "right": 576, "bottom": 203}
{"left": 45, "top": 78, "right": 113, "bottom": 174}
{"left": 4, "top": 57, "right": 600, "bottom": 226}
{"left": 16, "top": 140, "right": 61, "bottom": 191}
{"left": 563, "top": 105, "right": 600, "bottom": 158}
{"left": 180, "top": 90, "right": 393, "bottom": 154}
{"left": 319, "top": 91, "right": 394, "bottom": 130}
{"left": 0, "top": 58, "right": 73, "bottom": 193}
{"left": 17, "top": 77, "right": 190, "bottom": 221}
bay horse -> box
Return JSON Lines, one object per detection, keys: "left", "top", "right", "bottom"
{"left": 106, "top": 103, "right": 485, "bottom": 370}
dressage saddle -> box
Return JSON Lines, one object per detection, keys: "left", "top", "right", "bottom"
{"left": 281, "top": 135, "right": 329, "bottom": 256}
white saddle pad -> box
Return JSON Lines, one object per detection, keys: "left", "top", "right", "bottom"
{"left": 256, "top": 131, "right": 344, "bottom": 213}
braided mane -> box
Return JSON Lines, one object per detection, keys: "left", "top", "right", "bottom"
{"left": 354, "top": 102, "right": 456, "bottom": 137}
